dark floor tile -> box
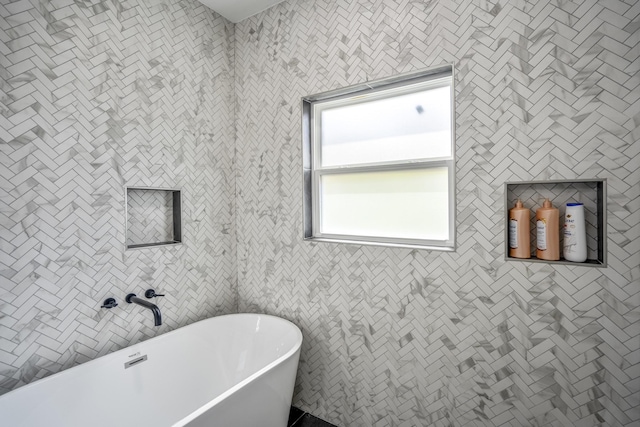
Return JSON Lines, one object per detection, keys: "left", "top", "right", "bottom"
{"left": 292, "top": 412, "right": 338, "bottom": 427}
{"left": 288, "top": 406, "right": 305, "bottom": 427}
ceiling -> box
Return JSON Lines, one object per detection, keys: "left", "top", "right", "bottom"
{"left": 198, "top": 0, "right": 286, "bottom": 23}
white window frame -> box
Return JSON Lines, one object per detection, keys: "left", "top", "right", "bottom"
{"left": 302, "top": 65, "right": 456, "bottom": 251}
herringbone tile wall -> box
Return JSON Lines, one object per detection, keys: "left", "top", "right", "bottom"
{"left": 2, "top": 0, "right": 638, "bottom": 425}
{"left": 0, "top": 0, "right": 236, "bottom": 394}
{"left": 234, "top": 1, "right": 639, "bottom": 426}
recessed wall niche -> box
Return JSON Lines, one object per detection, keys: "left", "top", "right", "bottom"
{"left": 505, "top": 179, "right": 606, "bottom": 267}
{"left": 125, "top": 187, "right": 182, "bottom": 250}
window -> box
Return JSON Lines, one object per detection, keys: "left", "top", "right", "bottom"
{"left": 302, "top": 66, "right": 455, "bottom": 250}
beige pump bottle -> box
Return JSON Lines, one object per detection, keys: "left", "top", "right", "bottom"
{"left": 536, "top": 198, "right": 560, "bottom": 260}
{"left": 509, "top": 199, "right": 530, "bottom": 259}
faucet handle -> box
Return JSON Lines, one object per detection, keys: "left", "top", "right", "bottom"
{"left": 144, "top": 289, "right": 165, "bottom": 299}
{"left": 101, "top": 298, "right": 118, "bottom": 309}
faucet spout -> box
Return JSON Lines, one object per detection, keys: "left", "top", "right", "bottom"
{"left": 126, "top": 294, "right": 162, "bottom": 326}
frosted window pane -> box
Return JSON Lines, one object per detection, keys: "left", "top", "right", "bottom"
{"left": 320, "top": 85, "right": 451, "bottom": 167}
{"left": 320, "top": 168, "right": 449, "bottom": 241}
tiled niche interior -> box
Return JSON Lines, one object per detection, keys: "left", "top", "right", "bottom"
{"left": 126, "top": 187, "right": 182, "bottom": 249}
{"left": 505, "top": 179, "right": 606, "bottom": 266}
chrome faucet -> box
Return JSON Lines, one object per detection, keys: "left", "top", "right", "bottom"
{"left": 126, "top": 293, "right": 162, "bottom": 326}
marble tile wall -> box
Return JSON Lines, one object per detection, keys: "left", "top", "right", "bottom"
{"left": 0, "top": 0, "right": 236, "bottom": 394}
{"left": 234, "top": 0, "right": 639, "bottom": 426}
{"left": 1, "top": 0, "right": 638, "bottom": 425}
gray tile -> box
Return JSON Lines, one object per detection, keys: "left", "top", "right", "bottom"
{"left": 0, "top": 0, "right": 237, "bottom": 394}
{"left": 233, "top": 0, "right": 640, "bottom": 426}
{"left": 288, "top": 406, "right": 305, "bottom": 427}
{"left": 1, "top": 0, "right": 638, "bottom": 426}
{"left": 292, "top": 413, "right": 338, "bottom": 427}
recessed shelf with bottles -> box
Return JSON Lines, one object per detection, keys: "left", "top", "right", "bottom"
{"left": 504, "top": 179, "right": 606, "bottom": 267}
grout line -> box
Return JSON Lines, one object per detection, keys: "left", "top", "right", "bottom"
{"left": 289, "top": 411, "right": 306, "bottom": 427}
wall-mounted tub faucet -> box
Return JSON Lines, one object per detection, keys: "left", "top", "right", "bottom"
{"left": 126, "top": 293, "right": 162, "bottom": 326}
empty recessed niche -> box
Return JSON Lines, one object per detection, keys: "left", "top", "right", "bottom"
{"left": 505, "top": 179, "right": 606, "bottom": 267}
{"left": 125, "top": 187, "right": 182, "bottom": 250}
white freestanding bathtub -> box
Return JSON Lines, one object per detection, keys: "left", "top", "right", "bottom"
{"left": 0, "top": 314, "right": 302, "bottom": 427}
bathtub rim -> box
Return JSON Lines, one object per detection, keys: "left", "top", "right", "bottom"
{"left": 0, "top": 313, "right": 303, "bottom": 427}
{"left": 172, "top": 313, "right": 303, "bottom": 426}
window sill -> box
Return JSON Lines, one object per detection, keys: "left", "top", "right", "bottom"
{"left": 303, "top": 236, "right": 455, "bottom": 252}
